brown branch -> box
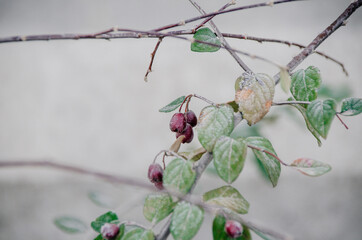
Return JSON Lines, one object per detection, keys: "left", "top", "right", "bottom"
{"left": 144, "top": 37, "right": 163, "bottom": 82}
{"left": 152, "top": 0, "right": 303, "bottom": 32}
{"left": 188, "top": 0, "right": 253, "bottom": 73}
{"left": 247, "top": 144, "right": 288, "bottom": 166}
{"left": 274, "top": 0, "right": 362, "bottom": 83}
{"left": 192, "top": 2, "right": 232, "bottom": 32}
{"left": 222, "top": 33, "right": 349, "bottom": 76}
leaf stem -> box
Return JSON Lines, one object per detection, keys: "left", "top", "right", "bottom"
{"left": 247, "top": 145, "right": 289, "bottom": 166}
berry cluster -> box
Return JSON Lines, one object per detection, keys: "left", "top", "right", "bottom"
{"left": 169, "top": 110, "right": 197, "bottom": 143}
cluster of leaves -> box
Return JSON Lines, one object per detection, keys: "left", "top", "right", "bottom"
{"left": 286, "top": 66, "right": 361, "bottom": 145}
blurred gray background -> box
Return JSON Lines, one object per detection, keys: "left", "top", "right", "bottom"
{"left": 0, "top": 0, "right": 361, "bottom": 239}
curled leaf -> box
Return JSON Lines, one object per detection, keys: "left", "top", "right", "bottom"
{"left": 235, "top": 73, "right": 275, "bottom": 125}
{"left": 290, "top": 158, "right": 331, "bottom": 176}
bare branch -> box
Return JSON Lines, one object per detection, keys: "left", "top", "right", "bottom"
{"left": 144, "top": 37, "right": 163, "bottom": 82}
{"left": 274, "top": 0, "right": 362, "bottom": 83}
{"left": 222, "top": 33, "right": 348, "bottom": 76}
{"left": 188, "top": 0, "right": 253, "bottom": 72}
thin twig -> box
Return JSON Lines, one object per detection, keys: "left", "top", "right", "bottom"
{"left": 152, "top": 0, "right": 303, "bottom": 32}
{"left": 144, "top": 37, "right": 163, "bottom": 82}
{"left": 274, "top": 0, "right": 362, "bottom": 83}
{"left": 247, "top": 145, "right": 288, "bottom": 166}
{"left": 192, "top": 1, "right": 233, "bottom": 32}
{"left": 272, "top": 101, "right": 311, "bottom": 106}
{"left": 335, "top": 113, "right": 349, "bottom": 130}
{"left": 188, "top": 0, "right": 253, "bottom": 72}
{"left": 222, "top": 33, "right": 348, "bottom": 76}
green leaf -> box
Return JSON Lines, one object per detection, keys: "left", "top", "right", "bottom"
{"left": 88, "top": 191, "right": 117, "bottom": 208}
{"left": 213, "top": 136, "right": 247, "bottom": 183}
{"left": 290, "top": 158, "right": 331, "bottom": 176}
{"left": 288, "top": 101, "right": 322, "bottom": 146}
{"left": 191, "top": 28, "right": 221, "bottom": 52}
{"left": 143, "top": 193, "right": 175, "bottom": 224}
{"left": 54, "top": 216, "right": 87, "bottom": 234}
{"left": 203, "top": 186, "right": 249, "bottom": 214}
{"left": 163, "top": 158, "right": 196, "bottom": 195}
{"left": 246, "top": 137, "right": 281, "bottom": 187}
{"left": 170, "top": 202, "right": 204, "bottom": 240}
{"left": 306, "top": 99, "right": 336, "bottom": 139}
{"left": 280, "top": 68, "right": 291, "bottom": 94}
{"left": 197, "top": 104, "right": 234, "bottom": 152}
{"left": 340, "top": 97, "right": 362, "bottom": 116}
{"left": 212, "top": 215, "right": 251, "bottom": 240}
{"left": 91, "top": 211, "right": 119, "bottom": 233}
{"left": 159, "top": 96, "right": 186, "bottom": 113}
{"left": 122, "top": 227, "right": 154, "bottom": 240}
{"left": 94, "top": 234, "right": 104, "bottom": 240}
{"left": 290, "top": 66, "right": 321, "bottom": 106}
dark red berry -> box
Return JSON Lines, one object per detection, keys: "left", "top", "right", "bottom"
{"left": 225, "top": 220, "right": 242, "bottom": 238}
{"left": 148, "top": 163, "right": 163, "bottom": 183}
{"left": 154, "top": 181, "right": 164, "bottom": 190}
{"left": 170, "top": 113, "right": 186, "bottom": 133}
{"left": 176, "top": 124, "right": 194, "bottom": 143}
{"left": 101, "top": 223, "right": 119, "bottom": 239}
{"left": 185, "top": 110, "right": 197, "bottom": 127}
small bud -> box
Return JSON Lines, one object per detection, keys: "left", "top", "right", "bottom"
{"left": 101, "top": 223, "right": 119, "bottom": 239}
{"left": 176, "top": 124, "right": 194, "bottom": 143}
{"left": 148, "top": 163, "right": 163, "bottom": 183}
{"left": 225, "top": 220, "right": 242, "bottom": 238}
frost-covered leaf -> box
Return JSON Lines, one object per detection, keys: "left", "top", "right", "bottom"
{"left": 88, "top": 191, "right": 117, "bottom": 209}
{"left": 213, "top": 136, "right": 247, "bottom": 183}
{"left": 191, "top": 28, "right": 221, "bottom": 52}
{"left": 91, "top": 211, "right": 119, "bottom": 233}
{"left": 246, "top": 137, "right": 280, "bottom": 187}
{"left": 122, "top": 227, "right": 154, "bottom": 240}
{"left": 163, "top": 158, "right": 196, "bottom": 195}
{"left": 290, "top": 66, "right": 321, "bottom": 106}
{"left": 288, "top": 100, "right": 322, "bottom": 146}
{"left": 203, "top": 186, "right": 249, "bottom": 214}
{"left": 143, "top": 193, "right": 175, "bottom": 224}
{"left": 170, "top": 202, "right": 204, "bottom": 240}
{"left": 159, "top": 96, "right": 186, "bottom": 113}
{"left": 290, "top": 158, "right": 331, "bottom": 176}
{"left": 213, "top": 215, "right": 251, "bottom": 240}
{"left": 340, "top": 98, "right": 362, "bottom": 116}
{"left": 235, "top": 73, "right": 275, "bottom": 125}
{"left": 280, "top": 68, "right": 291, "bottom": 94}
{"left": 54, "top": 216, "right": 87, "bottom": 234}
{"left": 197, "top": 104, "right": 234, "bottom": 152}
{"left": 306, "top": 99, "right": 336, "bottom": 139}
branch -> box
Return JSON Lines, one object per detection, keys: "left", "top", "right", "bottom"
{"left": 222, "top": 33, "right": 348, "bottom": 76}
{"left": 152, "top": 0, "right": 303, "bottom": 32}
{"left": 274, "top": 0, "right": 362, "bottom": 83}
{"left": 188, "top": 0, "right": 253, "bottom": 73}
{"left": 144, "top": 37, "right": 163, "bottom": 82}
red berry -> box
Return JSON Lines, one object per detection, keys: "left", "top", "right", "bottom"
{"left": 176, "top": 124, "right": 194, "bottom": 143}
{"left": 185, "top": 110, "right": 197, "bottom": 127}
{"left": 225, "top": 220, "right": 242, "bottom": 238}
{"left": 101, "top": 223, "right": 119, "bottom": 239}
{"left": 148, "top": 163, "right": 163, "bottom": 183}
{"left": 170, "top": 113, "right": 186, "bottom": 133}
{"left": 154, "top": 181, "right": 164, "bottom": 190}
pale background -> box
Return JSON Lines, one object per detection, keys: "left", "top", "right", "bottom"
{"left": 0, "top": 0, "right": 361, "bottom": 239}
